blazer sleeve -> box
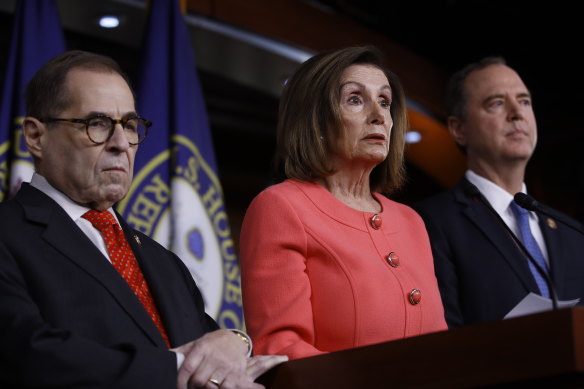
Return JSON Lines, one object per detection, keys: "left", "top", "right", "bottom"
{"left": 0, "top": 240, "right": 179, "bottom": 389}
{"left": 239, "top": 188, "right": 323, "bottom": 359}
{"left": 415, "top": 205, "right": 465, "bottom": 328}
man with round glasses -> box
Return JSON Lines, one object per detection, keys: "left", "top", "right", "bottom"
{"left": 41, "top": 114, "right": 151, "bottom": 146}
{"left": 0, "top": 50, "right": 285, "bottom": 389}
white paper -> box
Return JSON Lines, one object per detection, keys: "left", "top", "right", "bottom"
{"left": 504, "top": 292, "right": 580, "bottom": 319}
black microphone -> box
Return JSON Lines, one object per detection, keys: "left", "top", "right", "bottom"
{"left": 465, "top": 184, "right": 559, "bottom": 310}
{"left": 514, "top": 192, "right": 584, "bottom": 236}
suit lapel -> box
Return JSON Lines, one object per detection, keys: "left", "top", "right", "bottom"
{"left": 538, "top": 213, "right": 565, "bottom": 296}
{"left": 17, "top": 184, "right": 166, "bottom": 347}
{"left": 118, "top": 215, "right": 209, "bottom": 346}
{"left": 454, "top": 179, "right": 540, "bottom": 293}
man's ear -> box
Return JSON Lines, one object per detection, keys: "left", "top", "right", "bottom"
{"left": 447, "top": 115, "right": 466, "bottom": 147}
{"left": 22, "top": 117, "right": 46, "bottom": 160}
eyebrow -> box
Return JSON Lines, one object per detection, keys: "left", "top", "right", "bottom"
{"left": 85, "top": 111, "right": 139, "bottom": 119}
{"left": 340, "top": 81, "right": 392, "bottom": 93}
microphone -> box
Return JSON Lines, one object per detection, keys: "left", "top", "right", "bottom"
{"left": 465, "top": 184, "right": 559, "bottom": 310}
{"left": 514, "top": 192, "right": 584, "bottom": 236}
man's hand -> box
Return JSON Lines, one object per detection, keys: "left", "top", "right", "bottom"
{"left": 246, "top": 355, "right": 289, "bottom": 380}
{"left": 203, "top": 355, "right": 288, "bottom": 389}
{"left": 173, "top": 329, "right": 288, "bottom": 389}
{"left": 174, "top": 329, "right": 246, "bottom": 388}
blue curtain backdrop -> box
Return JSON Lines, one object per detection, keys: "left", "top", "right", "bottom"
{"left": 0, "top": 0, "right": 66, "bottom": 201}
{"left": 117, "top": 0, "right": 244, "bottom": 329}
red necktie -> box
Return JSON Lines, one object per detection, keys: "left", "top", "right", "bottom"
{"left": 82, "top": 210, "right": 170, "bottom": 347}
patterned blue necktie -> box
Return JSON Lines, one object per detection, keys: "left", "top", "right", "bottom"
{"left": 510, "top": 201, "right": 550, "bottom": 298}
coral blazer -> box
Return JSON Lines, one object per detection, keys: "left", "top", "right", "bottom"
{"left": 240, "top": 180, "right": 446, "bottom": 359}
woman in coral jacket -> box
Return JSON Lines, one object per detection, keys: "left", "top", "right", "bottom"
{"left": 239, "top": 46, "right": 447, "bottom": 360}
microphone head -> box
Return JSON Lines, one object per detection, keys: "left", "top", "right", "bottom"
{"left": 514, "top": 192, "right": 538, "bottom": 211}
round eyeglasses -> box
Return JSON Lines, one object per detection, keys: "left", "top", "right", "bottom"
{"left": 42, "top": 114, "right": 151, "bottom": 145}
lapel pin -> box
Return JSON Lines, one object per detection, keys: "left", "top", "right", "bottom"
{"left": 546, "top": 218, "right": 558, "bottom": 230}
{"left": 134, "top": 235, "right": 142, "bottom": 246}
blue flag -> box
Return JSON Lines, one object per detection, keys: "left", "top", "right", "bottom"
{"left": 0, "top": 0, "right": 66, "bottom": 201}
{"left": 117, "top": 0, "right": 244, "bottom": 329}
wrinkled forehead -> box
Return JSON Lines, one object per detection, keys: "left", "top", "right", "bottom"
{"left": 341, "top": 64, "right": 389, "bottom": 83}
{"left": 464, "top": 64, "right": 529, "bottom": 101}
{"left": 62, "top": 68, "right": 136, "bottom": 114}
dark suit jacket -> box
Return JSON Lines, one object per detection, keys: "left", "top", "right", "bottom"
{"left": 0, "top": 184, "right": 218, "bottom": 388}
{"left": 414, "top": 178, "right": 584, "bottom": 328}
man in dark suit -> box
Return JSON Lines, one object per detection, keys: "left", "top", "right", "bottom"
{"left": 0, "top": 51, "right": 285, "bottom": 389}
{"left": 414, "top": 57, "right": 584, "bottom": 328}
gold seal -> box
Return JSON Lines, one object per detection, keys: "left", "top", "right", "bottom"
{"left": 546, "top": 218, "right": 557, "bottom": 230}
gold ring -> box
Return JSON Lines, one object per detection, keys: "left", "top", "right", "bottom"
{"left": 208, "top": 377, "right": 221, "bottom": 387}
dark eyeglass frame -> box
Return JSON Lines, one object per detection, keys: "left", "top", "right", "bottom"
{"left": 41, "top": 114, "right": 152, "bottom": 145}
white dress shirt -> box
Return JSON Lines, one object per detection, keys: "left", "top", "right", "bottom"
{"left": 30, "top": 173, "right": 117, "bottom": 263}
{"left": 466, "top": 170, "right": 549, "bottom": 264}
{"left": 29, "top": 173, "right": 186, "bottom": 366}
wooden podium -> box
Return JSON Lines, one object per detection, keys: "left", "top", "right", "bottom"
{"left": 258, "top": 307, "right": 584, "bottom": 388}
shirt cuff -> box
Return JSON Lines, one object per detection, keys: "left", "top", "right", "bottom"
{"left": 173, "top": 350, "right": 185, "bottom": 370}
{"left": 230, "top": 329, "right": 253, "bottom": 357}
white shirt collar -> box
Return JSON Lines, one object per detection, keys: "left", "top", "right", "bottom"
{"left": 465, "top": 169, "right": 527, "bottom": 214}
{"left": 30, "top": 173, "right": 117, "bottom": 222}
{"left": 464, "top": 170, "right": 548, "bottom": 261}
